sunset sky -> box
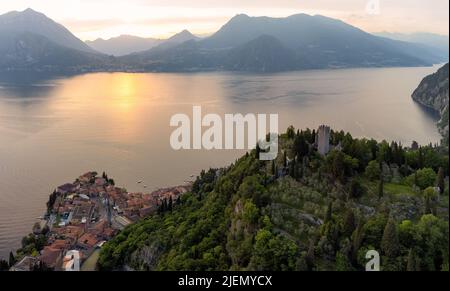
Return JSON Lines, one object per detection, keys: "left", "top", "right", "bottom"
{"left": 1, "top": 0, "right": 448, "bottom": 41}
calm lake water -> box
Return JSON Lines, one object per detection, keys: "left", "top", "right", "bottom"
{"left": 0, "top": 65, "right": 442, "bottom": 259}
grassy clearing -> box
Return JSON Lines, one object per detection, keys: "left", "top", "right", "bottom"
{"left": 384, "top": 183, "right": 417, "bottom": 196}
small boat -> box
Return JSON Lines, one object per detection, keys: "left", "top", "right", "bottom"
{"left": 190, "top": 175, "right": 195, "bottom": 178}
{"left": 137, "top": 180, "right": 143, "bottom": 184}
{"left": 143, "top": 185, "right": 147, "bottom": 188}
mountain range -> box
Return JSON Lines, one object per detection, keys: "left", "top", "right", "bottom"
{"left": 0, "top": 9, "right": 448, "bottom": 73}
{"left": 374, "top": 32, "right": 449, "bottom": 55}
{"left": 85, "top": 30, "right": 199, "bottom": 56}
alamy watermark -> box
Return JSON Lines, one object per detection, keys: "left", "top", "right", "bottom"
{"left": 365, "top": 250, "right": 380, "bottom": 271}
{"left": 170, "top": 106, "right": 279, "bottom": 160}
{"left": 365, "top": 0, "right": 381, "bottom": 15}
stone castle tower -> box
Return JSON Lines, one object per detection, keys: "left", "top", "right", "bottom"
{"left": 317, "top": 125, "right": 330, "bottom": 155}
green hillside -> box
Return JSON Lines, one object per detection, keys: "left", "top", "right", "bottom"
{"left": 98, "top": 127, "right": 449, "bottom": 271}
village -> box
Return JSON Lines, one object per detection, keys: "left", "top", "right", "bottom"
{"left": 9, "top": 171, "right": 191, "bottom": 271}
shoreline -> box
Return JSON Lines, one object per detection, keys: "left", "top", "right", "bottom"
{"left": 7, "top": 171, "right": 192, "bottom": 271}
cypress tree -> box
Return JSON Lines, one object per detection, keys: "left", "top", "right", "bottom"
{"left": 305, "top": 240, "right": 315, "bottom": 271}
{"left": 381, "top": 217, "right": 399, "bottom": 258}
{"left": 406, "top": 249, "right": 415, "bottom": 271}
{"left": 342, "top": 209, "right": 356, "bottom": 237}
{"left": 311, "top": 129, "right": 316, "bottom": 144}
{"left": 289, "top": 158, "right": 295, "bottom": 178}
{"left": 8, "top": 251, "right": 16, "bottom": 267}
{"left": 255, "top": 143, "right": 261, "bottom": 160}
{"left": 437, "top": 167, "right": 445, "bottom": 194}
{"left": 418, "top": 147, "right": 424, "bottom": 168}
{"left": 351, "top": 222, "right": 364, "bottom": 262}
{"left": 424, "top": 196, "right": 432, "bottom": 215}
{"left": 378, "top": 178, "right": 384, "bottom": 200}
{"left": 168, "top": 197, "right": 173, "bottom": 211}
{"left": 325, "top": 201, "right": 333, "bottom": 223}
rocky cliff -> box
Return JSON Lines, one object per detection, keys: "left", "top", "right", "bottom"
{"left": 412, "top": 63, "right": 449, "bottom": 144}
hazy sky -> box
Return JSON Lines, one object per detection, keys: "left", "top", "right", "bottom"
{"left": 1, "top": 0, "right": 448, "bottom": 40}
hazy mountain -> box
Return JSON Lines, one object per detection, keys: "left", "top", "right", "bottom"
{"left": 85, "top": 30, "right": 199, "bottom": 56}
{"left": 166, "top": 30, "right": 199, "bottom": 45}
{"left": 86, "top": 35, "right": 164, "bottom": 56}
{"left": 123, "top": 13, "right": 444, "bottom": 72}
{"left": 146, "top": 30, "right": 200, "bottom": 53}
{"left": 0, "top": 31, "right": 108, "bottom": 70}
{"left": 375, "top": 32, "right": 449, "bottom": 54}
{"left": 0, "top": 8, "right": 95, "bottom": 53}
{"left": 224, "top": 35, "right": 297, "bottom": 72}
{"left": 0, "top": 9, "right": 109, "bottom": 71}
{"left": 202, "top": 14, "right": 444, "bottom": 66}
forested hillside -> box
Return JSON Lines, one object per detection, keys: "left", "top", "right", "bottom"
{"left": 412, "top": 63, "right": 449, "bottom": 145}
{"left": 98, "top": 127, "right": 449, "bottom": 271}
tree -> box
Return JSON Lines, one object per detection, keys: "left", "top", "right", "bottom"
{"left": 423, "top": 187, "right": 438, "bottom": 215}
{"left": 286, "top": 126, "right": 295, "bottom": 139}
{"left": 348, "top": 179, "right": 365, "bottom": 199}
{"left": 41, "top": 225, "right": 50, "bottom": 235}
{"left": 365, "top": 160, "right": 381, "bottom": 181}
{"left": 331, "top": 151, "right": 345, "bottom": 181}
{"left": 251, "top": 229, "right": 298, "bottom": 271}
{"left": 437, "top": 167, "right": 445, "bottom": 194}
{"left": 335, "top": 251, "right": 352, "bottom": 271}
{"left": 294, "top": 134, "right": 309, "bottom": 159}
{"left": 0, "top": 259, "right": 9, "bottom": 271}
{"left": 378, "top": 178, "right": 384, "bottom": 200}
{"left": 408, "top": 168, "right": 437, "bottom": 190}
{"left": 377, "top": 141, "right": 392, "bottom": 164}
{"left": 255, "top": 143, "right": 261, "bottom": 160}
{"left": 46, "top": 190, "right": 58, "bottom": 212}
{"left": 305, "top": 240, "right": 315, "bottom": 271}
{"left": 381, "top": 217, "right": 399, "bottom": 258}
{"left": 407, "top": 249, "right": 416, "bottom": 271}
{"left": 424, "top": 196, "right": 432, "bottom": 215}
{"left": 325, "top": 201, "right": 333, "bottom": 223}
{"left": 168, "top": 196, "right": 173, "bottom": 212}
{"left": 32, "top": 222, "right": 41, "bottom": 234}
{"left": 351, "top": 222, "right": 364, "bottom": 262}
{"left": 8, "top": 251, "right": 16, "bottom": 267}
{"left": 342, "top": 209, "right": 356, "bottom": 237}
{"left": 327, "top": 150, "right": 358, "bottom": 182}
{"left": 243, "top": 200, "right": 258, "bottom": 224}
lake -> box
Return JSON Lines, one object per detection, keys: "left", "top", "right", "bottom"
{"left": 0, "top": 65, "right": 442, "bottom": 259}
